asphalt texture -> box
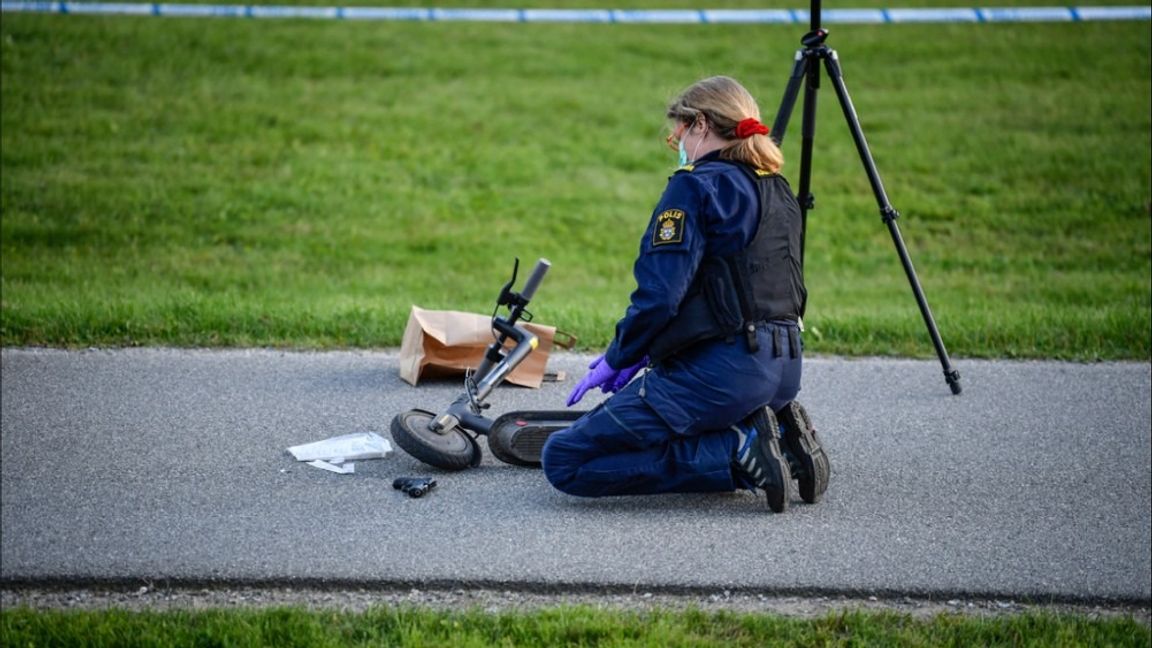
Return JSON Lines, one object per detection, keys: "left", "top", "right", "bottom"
{"left": 1, "top": 348, "right": 1149, "bottom": 604}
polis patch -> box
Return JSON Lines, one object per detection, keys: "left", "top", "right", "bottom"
{"left": 652, "top": 209, "right": 686, "bottom": 246}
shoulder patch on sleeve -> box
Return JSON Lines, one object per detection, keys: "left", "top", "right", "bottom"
{"left": 652, "top": 209, "right": 686, "bottom": 246}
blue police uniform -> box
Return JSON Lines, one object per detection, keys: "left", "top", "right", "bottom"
{"left": 541, "top": 151, "right": 804, "bottom": 497}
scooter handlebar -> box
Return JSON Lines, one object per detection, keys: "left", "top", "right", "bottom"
{"left": 519, "top": 258, "right": 551, "bottom": 303}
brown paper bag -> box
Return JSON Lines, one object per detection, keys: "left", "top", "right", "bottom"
{"left": 398, "top": 306, "right": 575, "bottom": 389}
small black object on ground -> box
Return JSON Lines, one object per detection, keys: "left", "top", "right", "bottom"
{"left": 393, "top": 477, "right": 437, "bottom": 498}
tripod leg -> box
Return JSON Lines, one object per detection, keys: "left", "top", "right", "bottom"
{"left": 821, "top": 50, "right": 963, "bottom": 395}
{"left": 771, "top": 50, "right": 808, "bottom": 145}
{"left": 796, "top": 50, "right": 821, "bottom": 259}
{"left": 772, "top": 50, "right": 818, "bottom": 271}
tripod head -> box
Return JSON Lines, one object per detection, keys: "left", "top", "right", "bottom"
{"left": 802, "top": 28, "right": 830, "bottom": 49}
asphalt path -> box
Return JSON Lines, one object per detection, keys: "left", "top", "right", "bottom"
{"left": 1, "top": 348, "right": 1149, "bottom": 604}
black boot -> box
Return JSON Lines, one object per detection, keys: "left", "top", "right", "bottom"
{"left": 775, "top": 401, "right": 829, "bottom": 504}
{"left": 732, "top": 407, "right": 792, "bottom": 513}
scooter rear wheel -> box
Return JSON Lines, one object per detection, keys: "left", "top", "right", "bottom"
{"left": 391, "top": 408, "right": 481, "bottom": 471}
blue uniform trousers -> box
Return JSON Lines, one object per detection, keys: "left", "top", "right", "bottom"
{"left": 541, "top": 322, "right": 802, "bottom": 497}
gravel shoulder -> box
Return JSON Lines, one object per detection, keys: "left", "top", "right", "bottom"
{"left": 3, "top": 585, "right": 1150, "bottom": 625}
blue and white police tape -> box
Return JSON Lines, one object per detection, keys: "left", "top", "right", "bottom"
{"left": 2, "top": 2, "right": 1149, "bottom": 23}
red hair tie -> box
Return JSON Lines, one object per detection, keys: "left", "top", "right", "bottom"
{"left": 735, "top": 118, "right": 770, "bottom": 139}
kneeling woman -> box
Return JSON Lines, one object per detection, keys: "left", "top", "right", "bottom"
{"left": 541, "top": 76, "right": 830, "bottom": 513}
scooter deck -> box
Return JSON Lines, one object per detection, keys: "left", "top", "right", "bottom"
{"left": 486, "top": 410, "right": 587, "bottom": 468}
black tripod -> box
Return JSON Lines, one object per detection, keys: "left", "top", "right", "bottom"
{"left": 771, "top": 0, "right": 963, "bottom": 395}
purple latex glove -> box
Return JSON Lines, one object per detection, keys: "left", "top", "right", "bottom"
{"left": 566, "top": 354, "right": 621, "bottom": 407}
{"left": 610, "top": 355, "right": 649, "bottom": 392}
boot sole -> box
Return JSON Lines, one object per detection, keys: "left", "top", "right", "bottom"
{"left": 750, "top": 408, "right": 791, "bottom": 513}
{"left": 778, "top": 401, "right": 829, "bottom": 504}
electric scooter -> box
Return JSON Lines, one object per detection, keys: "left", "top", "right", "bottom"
{"left": 390, "top": 258, "right": 585, "bottom": 471}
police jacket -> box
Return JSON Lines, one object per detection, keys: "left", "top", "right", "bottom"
{"left": 604, "top": 152, "right": 806, "bottom": 369}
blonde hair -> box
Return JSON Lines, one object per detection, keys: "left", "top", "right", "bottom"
{"left": 666, "top": 76, "right": 783, "bottom": 174}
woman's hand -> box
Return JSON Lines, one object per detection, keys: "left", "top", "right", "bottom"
{"left": 611, "top": 356, "right": 648, "bottom": 392}
{"left": 566, "top": 355, "right": 621, "bottom": 406}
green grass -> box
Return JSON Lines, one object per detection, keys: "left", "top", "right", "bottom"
{"left": 2, "top": 605, "right": 1150, "bottom": 647}
{"left": 1, "top": 14, "right": 1149, "bottom": 359}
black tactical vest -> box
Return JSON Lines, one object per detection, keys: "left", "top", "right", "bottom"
{"left": 648, "top": 163, "right": 806, "bottom": 362}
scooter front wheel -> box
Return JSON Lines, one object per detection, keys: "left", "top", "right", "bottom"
{"left": 391, "top": 408, "right": 481, "bottom": 471}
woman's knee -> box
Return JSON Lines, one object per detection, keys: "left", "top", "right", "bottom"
{"left": 540, "top": 429, "right": 583, "bottom": 495}
{"left": 540, "top": 416, "right": 621, "bottom": 497}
